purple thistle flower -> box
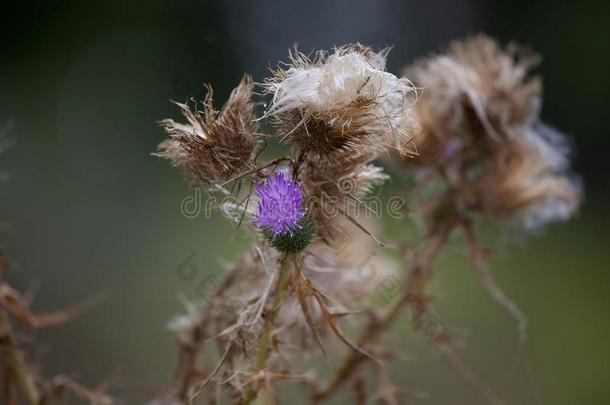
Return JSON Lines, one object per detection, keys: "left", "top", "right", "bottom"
{"left": 253, "top": 171, "right": 305, "bottom": 237}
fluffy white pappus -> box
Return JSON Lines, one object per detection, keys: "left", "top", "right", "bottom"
{"left": 265, "top": 48, "right": 415, "bottom": 137}
{"left": 406, "top": 35, "right": 542, "bottom": 142}
{"left": 167, "top": 310, "right": 201, "bottom": 346}
{"left": 520, "top": 181, "right": 582, "bottom": 230}
{"left": 527, "top": 121, "right": 573, "bottom": 171}
{"left": 519, "top": 123, "right": 582, "bottom": 230}
{"left": 220, "top": 198, "right": 257, "bottom": 224}
{"left": 353, "top": 164, "right": 390, "bottom": 196}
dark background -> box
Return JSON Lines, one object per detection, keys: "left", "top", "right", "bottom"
{"left": 1, "top": 1, "right": 609, "bottom": 404}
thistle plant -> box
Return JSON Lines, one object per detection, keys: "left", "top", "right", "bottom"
{"left": 154, "top": 37, "right": 581, "bottom": 405}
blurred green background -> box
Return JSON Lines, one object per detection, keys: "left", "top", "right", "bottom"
{"left": 1, "top": 0, "right": 609, "bottom": 403}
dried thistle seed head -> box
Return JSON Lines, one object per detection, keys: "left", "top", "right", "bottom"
{"left": 471, "top": 124, "right": 581, "bottom": 228}
{"left": 263, "top": 45, "right": 416, "bottom": 155}
{"left": 404, "top": 34, "right": 541, "bottom": 164}
{"left": 155, "top": 75, "right": 258, "bottom": 187}
{"left": 397, "top": 35, "right": 581, "bottom": 229}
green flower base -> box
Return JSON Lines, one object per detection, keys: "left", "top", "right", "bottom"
{"left": 264, "top": 216, "right": 313, "bottom": 253}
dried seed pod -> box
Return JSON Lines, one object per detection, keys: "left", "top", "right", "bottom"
{"left": 404, "top": 34, "right": 541, "bottom": 165}
{"left": 400, "top": 35, "right": 581, "bottom": 228}
{"left": 155, "top": 75, "right": 258, "bottom": 187}
{"left": 264, "top": 45, "right": 415, "bottom": 155}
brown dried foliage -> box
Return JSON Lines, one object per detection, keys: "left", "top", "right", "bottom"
{"left": 0, "top": 254, "right": 111, "bottom": 405}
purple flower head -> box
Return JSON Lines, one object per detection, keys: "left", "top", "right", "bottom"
{"left": 253, "top": 171, "right": 305, "bottom": 237}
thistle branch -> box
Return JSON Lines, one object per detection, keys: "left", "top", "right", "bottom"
{"left": 244, "top": 254, "right": 293, "bottom": 404}
{"left": 462, "top": 220, "right": 527, "bottom": 341}
{"left": 314, "top": 217, "right": 456, "bottom": 401}
{"left": 0, "top": 308, "right": 39, "bottom": 405}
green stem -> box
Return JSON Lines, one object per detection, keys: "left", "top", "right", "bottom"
{"left": 245, "top": 255, "right": 293, "bottom": 404}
